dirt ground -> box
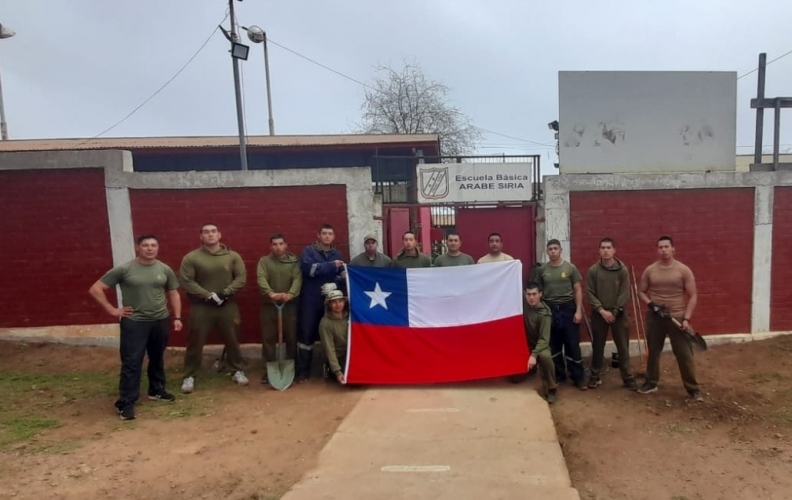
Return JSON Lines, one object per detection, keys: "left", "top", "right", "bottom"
{"left": 551, "top": 335, "right": 792, "bottom": 500}
{"left": 2, "top": 337, "right": 792, "bottom": 500}
{"left": 0, "top": 342, "right": 362, "bottom": 500}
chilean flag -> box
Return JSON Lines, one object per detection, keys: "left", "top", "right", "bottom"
{"left": 344, "top": 260, "right": 529, "bottom": 385}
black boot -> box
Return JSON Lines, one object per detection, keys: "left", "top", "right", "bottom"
{"left": 296, "top": 349, "right": 313, "bottom": 383}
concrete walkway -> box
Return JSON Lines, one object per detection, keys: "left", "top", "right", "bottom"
{"left": 282, "top": 383, "right": 580, "bottom": 500}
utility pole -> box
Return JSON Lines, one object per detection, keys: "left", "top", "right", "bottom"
{"left": 228, "top": 0, "right": 248, "bottom": 170}
{"left": 263, "top": 32, "right": 275, "bottom": 136}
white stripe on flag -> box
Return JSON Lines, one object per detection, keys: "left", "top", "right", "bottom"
{"left": 406, "top": 260, "right": 523, "bottom": 327}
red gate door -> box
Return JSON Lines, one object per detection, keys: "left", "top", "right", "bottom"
{"left": 455, "top": 205, "right": 536, "bottom": 280}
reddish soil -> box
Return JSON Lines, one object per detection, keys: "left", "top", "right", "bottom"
{"left": 550, "top": 335, "right": 792, "bottom": 500}
{"left": 0, "top": 342, "right": 362, "bottom": 500}
{"left": 2, "top": 337, "right": 792, "bottom": 500}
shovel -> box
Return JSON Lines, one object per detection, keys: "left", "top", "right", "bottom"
{"left": 267, "top": 302, "right": 295, "bottom": 390}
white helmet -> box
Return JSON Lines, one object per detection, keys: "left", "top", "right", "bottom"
{"left": 321, "top": 283, "right": 338, "bottom": 296}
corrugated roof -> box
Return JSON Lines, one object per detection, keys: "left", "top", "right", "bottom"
{"left": 0, "top": 134, "right": 439, "bottom": 152}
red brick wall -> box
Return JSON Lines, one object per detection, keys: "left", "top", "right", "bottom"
{"left": 771, "top": 187, "right": 792, "bottom": 330}
{"left": 0, "top": 169, "right": 114, "bottom": 327}
{"left": 129, "top": 185, "right": 349, "bottom": 346}
{"left": 569, "top": 188, "right": 754, "bottom": 336}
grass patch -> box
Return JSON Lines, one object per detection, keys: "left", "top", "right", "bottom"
{"left": 770, "top": 407, "right": 792, "bottom": 427}
{"left": 749, "top": 372, "right": 789, "bottom": 383}
{"left": 0, "top": 365, "right": 232, "bottom": 451}
{"left": 663, "top": 423, "right": 699, "bottom": 436}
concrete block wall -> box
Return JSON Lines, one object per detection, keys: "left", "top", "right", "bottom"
{"left": 772, "top": 187, "right": 792, "bottom": 331}
{"left": 130, "top": 186, "right": 349, "bottom": 345}
{"left": 544, "top": 171, "right": 792, "bottom": 338}
{"left": 0, "top": 150, "right": 375, "bottom": 347}
{"left": 0, "top": 168, "right": 115, "bottom": 328}
{"left": 569, "top": 188, "right": 754, "bottom": 336}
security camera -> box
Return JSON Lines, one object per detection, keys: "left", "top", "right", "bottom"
{"left": 244, "top": 25, "right": 265, "bottom": 43}
{"left": 547, "top": 120, "right": 559, "bottom": 132}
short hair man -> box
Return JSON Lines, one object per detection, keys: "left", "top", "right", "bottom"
{"left": 319, "top": 289, "right": 349, "bottom": 384}
{"left": 393, "top": 231, "right": 432, "bottom": 268}
{"left": 523, "top": 282, "right": 558, "bottom": 404}
{"left": 349, "top": 233, "right": 393, "bottom": 268}
{"left": 297, "top": 223, "right": 346, "bottom": 382}
{"left": 586, "top": 237, "right": 637, "bottom": 390}
{"left": 433, "top": 231, "right": 475, "bottom": 267}
{"left": 537, "top": 239, "right": 587, "bottom": 390}
{"left": 179, "top": 224, "right": 249, "bottom": 393}
{"left": 257, "top": 233, "right": 302, "bottom": 385}
{"left": 477, "top": 232, "right": 514, "bottom": 264}
{"left": 637, "top": 236, "right": 701, "bottom": 400}
{"left": 88, "top": 235, "right": 182, "bottom": 421}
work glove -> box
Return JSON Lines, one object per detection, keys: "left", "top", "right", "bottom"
{"left": 207, "top": 292, "right": 225, "bottom": 306}
{"left": 647, "top": 302, "right": 662, "bottom": 316}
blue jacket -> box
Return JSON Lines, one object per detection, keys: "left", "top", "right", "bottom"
{"left": 299, "top": 243, "right": 344, "bottom": 300}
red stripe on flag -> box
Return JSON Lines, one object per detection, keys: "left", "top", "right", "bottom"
{"left": 346, "top": 315, "right": 530, "bottom": 385}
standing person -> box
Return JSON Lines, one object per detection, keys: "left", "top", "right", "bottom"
{"left": 433, "top": 231, "right": 475, "bottom": 267}
{"left": 393, "top": 231, "right": 432, "bottom": 268}
{"left": 257, "top": 233, "right": 302, "bottom": 385}
{"left": 538, "top": 239, "right": 587, "bottom": 390}
{"left": 318, "top": 289, "right": 349, "bottom": 384}
{"left": 586, "top": 238, "right": 637, "bottom": 391}
{"left": 179, "top": 224, "right": 249, "bottom": 393}
{"left": 637, "top": 236, "right": 701, "bottom": 400}
{"left": 349, "top": 234, "right": 393, "bottom": 267}
{"left": 523, "top": 282, "right": 558, "bottom": 404}
{"left": 88, "top": 235, "right": 182, "bottom": 421}
{"left": 477, "top": 232, "right": 514, "bottom": 264}
{"left": 297, "top": 224, "right": 346, "bottom": 382}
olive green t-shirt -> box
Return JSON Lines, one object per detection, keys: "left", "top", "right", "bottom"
{"left": 433, "top": 252, "right": 475, "bottom": 267}
{"left": 538, "top": 261, "right": 582, "bottom": 305}
{"left": 100, "top": 260, "right": 179, "bottom": 321}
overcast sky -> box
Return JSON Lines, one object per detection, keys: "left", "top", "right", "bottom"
{"left": 1, "top": 0, "right": 791, "bottom": 163}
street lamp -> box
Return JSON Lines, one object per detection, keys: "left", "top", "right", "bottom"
{"left": 219, "top": 0, "right": 249, "bottom": 170}
{"left": 241, "top": 25, "right": 275, "bottom": 136}
{"left": 0, "top": 22, "right": 16, "bottom": 141}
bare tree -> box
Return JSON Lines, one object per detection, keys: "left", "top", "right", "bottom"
{"left": 359, "top": 62, "right": 483, "bottom": 156}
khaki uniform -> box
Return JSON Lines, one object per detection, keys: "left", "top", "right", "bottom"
{"left": 349, "top": 251, "right": 393, "bottom": 268}
{"left": 394, "top": 248, "right": 432, "bottom": 268}
{"left": 319, "top": 312, "right": 349, "bottom": 376}
{"left": 179, "top": 245, "right": 247, "bottom": 377}
{"left": 257, "top": 252, "right": 302, "bottom": 364}
{"left": 587, "top": 259, "right": 634, "bottom": 383}
{"left": 538, "top": 261, "right": 585, "bottom": 384}
{"left": 523, "top": 300, "right": 557, "bottom": 395}
{"left": 640, "top": 260, "right": 698, "bottom": 392}
{"left": 433, "top": 252, "right": 475, "bottom": 267}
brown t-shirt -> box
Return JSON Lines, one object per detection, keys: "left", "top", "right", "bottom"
{"left": 640, "top": 260, "right": 695, "bottom": 317}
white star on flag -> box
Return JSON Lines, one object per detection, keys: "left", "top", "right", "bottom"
{"left": 364, "top": 282, "right": 392, "bottom": 310}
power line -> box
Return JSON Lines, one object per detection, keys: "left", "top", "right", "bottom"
{"left": 74, "top": 13, "right": 229, "bottom": 146}
{"left": 266, "top": 37, "right": 552, "bottom": 147}
{"left": 738, "top": 48, "right": 792, "bottom": 80}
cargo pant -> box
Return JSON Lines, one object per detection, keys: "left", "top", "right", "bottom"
{"left": 296, "top": 294, "right": 325, "bottom": 379}
{"left": 645, "top": 313, "right": 698, "bottom": 393}
{"left": 260, "top": 301, "right": 298, "bottom": 362}
{"left": 116, "top": 318, "right": 169, "bottom": 411}
{"left": 548, "top": 301, "right": 586, "bottom": 384}
{"left": 535, "top": 350, "right": 557, "bottom": 396}
{"left": 590, "top": 311, "right": 634, "bottom": 382}
{"left": 184, "top": 301, "right": 244, "bottom": 377}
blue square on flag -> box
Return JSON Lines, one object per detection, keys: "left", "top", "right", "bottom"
{"left": 347, "top": 266, "right": 409, "bottom": 327}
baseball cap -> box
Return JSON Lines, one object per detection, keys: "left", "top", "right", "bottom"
{"left": 364, "top": 233, "right": 378, "bottom": 242}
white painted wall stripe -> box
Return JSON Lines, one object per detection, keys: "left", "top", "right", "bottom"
{"left": 752, "top": 186, "right": 773, "bottom": 333}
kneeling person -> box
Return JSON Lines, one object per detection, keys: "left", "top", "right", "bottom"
{"left": 524, "top": 282, "right": 558, "bottom": 404}
{"left": 319, "top": 290, "right": 349, "bottom": 384}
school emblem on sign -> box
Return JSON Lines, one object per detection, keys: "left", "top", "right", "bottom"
{"left": 419, "top": 167, "right": 449, "bottom": 200}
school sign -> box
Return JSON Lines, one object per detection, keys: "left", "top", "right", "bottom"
{"left": 416, "top": 162, "right": 533, "bottom": 203}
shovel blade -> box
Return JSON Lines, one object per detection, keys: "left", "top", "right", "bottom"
{"left": 267, "top": 360, "right": 295, "bottom": 391}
